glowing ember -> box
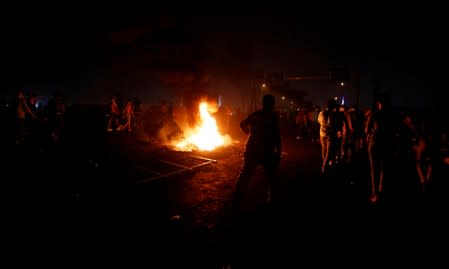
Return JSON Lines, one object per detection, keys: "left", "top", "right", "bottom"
{"left": 175, "top": 102, "right": 231, "bottom": 151}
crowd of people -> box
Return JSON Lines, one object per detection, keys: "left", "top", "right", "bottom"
{"left": 10, "top": 90, "right": 65, "bottom": 146}
{"left": 315, "top": 93, "right": 448, "bottom": 203}
{"left": 106, "top": 95, "right": 141, "bottom": 133}
{"left": 233, "top": 93, "right": 449, "bottom": 210}
{"left": 6, "top": 89, "right": 448, "bottom": 208}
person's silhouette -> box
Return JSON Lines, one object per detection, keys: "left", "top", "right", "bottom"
{"left": 233, "top": 94, "right": 282, "bottom": 211}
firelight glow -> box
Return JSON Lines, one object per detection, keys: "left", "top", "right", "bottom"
{"left": 175, "top": 102, "right": 231, "bottom": 151}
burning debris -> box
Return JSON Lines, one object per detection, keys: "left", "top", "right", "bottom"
{"left": 142, "top": 97, "right": 235, "bottom": 152}
{"left": 172, "top": 102, "right": 232, "bottom": 152}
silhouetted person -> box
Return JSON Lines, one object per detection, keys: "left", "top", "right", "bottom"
{"left": 107, "top": 96, "right": 120, "bottom": 132}
{"left": 295, "top": 108, "right": 307, "bottom": 140}
{"left": 318, "top": 98, "right": 347, "bottom": 173}
{"left": 365, "top": 93, "right": 395, "bottom": 204}
{"left": 14, "top": 91, "right": 36, "bottom": 144}
{"left": 233, "top": 94, "right": 282, "bottom": 211}
{"left": 416, "top": 114, "right": 449, "bottom": 193}
{"left": 26, "top": 94, "right": 40, "bottom": 145}
{"left": 339, "top": 105, "right": 353, "bottom": 164}
{"left": 120, "top": 99, "right": 134, "bottom": 132}
{"left": 44, "top": 93, "right": 65, "bottom": 141}
{"left": 132, "top": 96, "right": 143, "bottom": 131}
{"left": 348, "top": 104, "right": 365, "bottom": 155}
{"left": 416, "top": 120, "right": 435, "bottom": 193}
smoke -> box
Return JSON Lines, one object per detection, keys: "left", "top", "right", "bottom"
{"left": 157, "top": 118, "right": 184, "bottom": 147}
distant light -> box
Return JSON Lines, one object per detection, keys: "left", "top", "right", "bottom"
{"left": 340, "top": 82, "right": 345, "bottom": 86}
{"left": 281, "top": 96, "right": 286, "bottom": 100}
{"left": 290, "top": 101, "right": 294, "bottom": 105}
{"left": 341, "top": 96, "right": 345, "bottom": 106}
{"left": 5, "top": 104, "right": 8, "bottom": 108}
{"left": 262, "top": 83, "right": 266, "bottom": 88}
{"left": 297, "top": 108, "right": 300, "bottom": 111}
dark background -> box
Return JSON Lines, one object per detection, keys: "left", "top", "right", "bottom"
{"left": 2, "top": 6, "right": 448, "bottom": 108}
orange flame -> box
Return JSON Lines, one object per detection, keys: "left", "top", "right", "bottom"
{"left": 175, "top": 102, "right": 231, "bottom": 151}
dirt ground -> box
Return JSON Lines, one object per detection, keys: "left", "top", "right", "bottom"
{"left": 3, "top": 118, "right": 448, "bottom": 267}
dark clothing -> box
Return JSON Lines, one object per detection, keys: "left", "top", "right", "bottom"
{"left": 349, "top": 109, "right": 365, "bottom": 139}
{"left": 366, "top": 109, "right": 395, "bottom": 149}
{"left": 234, "top": 109, "right": 282, "bottom": 209}
{"left": 240, "top": 109, "right": 281, "bottom": 156}
{"left": 44, "top": 98, "right": 65, "bottom": 141}
{"left": 366, "top": 107, "right": 397, "bottom": 196}
{"left": 420, "top": 131, "right": 449, "bottom": 192}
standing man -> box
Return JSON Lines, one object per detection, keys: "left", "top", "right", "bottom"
{"left": 233, "top": 94, "right": 282, "bottom": 210}
{"left": 120, "top": 99, "right": 134, "bottom": 133}
{"left": 15, "top": 91, "right": 36, "bottom": 144}
{"left": 318, "top": 98, "right": 347, "bottom": 173}
{"left": 365, "top": 93, "right": 395, "bottom": 204}
{"left": 107, "top": 95, "right": 120, "bottom": 132}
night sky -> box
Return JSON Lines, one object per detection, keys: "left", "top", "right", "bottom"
{"left": 2, "top": 8, "right": 448, "bottom": 108}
